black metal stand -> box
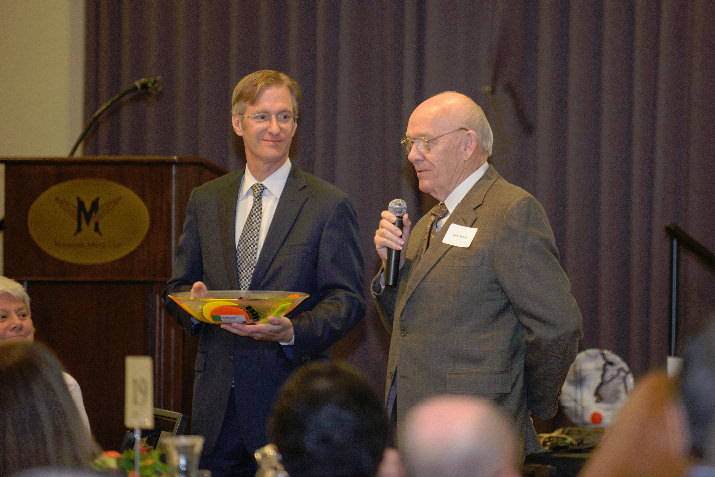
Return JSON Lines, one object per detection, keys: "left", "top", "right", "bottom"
{"left": 665, "top": 223, "right": 715, "bottom": 356}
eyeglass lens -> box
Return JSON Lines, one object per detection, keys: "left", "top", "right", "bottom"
{"left": 401, "top": 138, "right": 428, "bottom": 155}
{"left": 243, "top": 112, "right": 295, "bottom": 124}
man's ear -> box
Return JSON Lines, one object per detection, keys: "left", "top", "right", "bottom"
{"left": 463, "top": 130, "right": 479, "bottom": 157}
{"left": 232, "top": 115, "right": 243, "bottom": 136}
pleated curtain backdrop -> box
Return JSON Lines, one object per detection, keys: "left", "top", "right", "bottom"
{"left": 83, "top": 0, "right": 715, "bottom": 391}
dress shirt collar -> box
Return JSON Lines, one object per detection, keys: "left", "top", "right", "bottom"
{"left": 240, "top": 158, "right": 292, "bottom": 200}
{"left": 443, "top": 161, "right": 490, "bottom": 214}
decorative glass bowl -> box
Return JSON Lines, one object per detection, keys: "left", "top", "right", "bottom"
{"left": 168, "top": 290, "right": 309, "bottom": 325}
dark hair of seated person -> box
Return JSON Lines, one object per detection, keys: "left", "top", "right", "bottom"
{"left": 267, "top": 361, "right": 389, "bottom": 477}
{"left": 0, "top": 341, "right": 101, "bottom": 476}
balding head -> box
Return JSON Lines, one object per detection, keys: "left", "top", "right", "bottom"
{"left": 415, "top": 92, "right": 493, "bottom": 158}
{"left": 405, "top": 92, "right": 494, "bottom": 201}
{"left": 400, "top": 395, "right": 519, "bottom": 477}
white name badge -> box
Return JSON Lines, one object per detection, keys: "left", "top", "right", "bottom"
{"left": 442, "top": 224, "right": 477, "bottom": 248}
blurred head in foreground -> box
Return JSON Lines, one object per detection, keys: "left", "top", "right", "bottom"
{"left": 399, "top": 394, "right": 520, "bottom": 477}
{"left": 680, "top": 318, "right": 715, "bottom": 466}
{"left": 579, "top": 370, "right": 689, "bottom": 477}
{"left": 0, "top": 341, "right": 100, "bottom": 475}
{"left": 267, "top": 361, "right": 389, "bottom": 477}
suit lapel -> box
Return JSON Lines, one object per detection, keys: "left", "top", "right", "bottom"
{"left": 217, "top": 171, "right": 243, "bottom": 289}
{"left": 395, "top": 166, "right": 501, "bottom": 321}
{"left": 251, "top": 166, "right": 308, "bottom": 288}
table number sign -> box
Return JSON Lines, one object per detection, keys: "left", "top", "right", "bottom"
{"left": 125, "top": 356, "right": 154, "bottom": 429}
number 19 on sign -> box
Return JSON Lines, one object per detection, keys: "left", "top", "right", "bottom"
{"left": 125, "top": 356, "right": 154, "bottom": 429}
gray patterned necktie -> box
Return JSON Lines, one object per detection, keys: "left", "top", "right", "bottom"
{"left": 237, "top": 183, "right": 266, "bottom": 290}
{"left": 421, "top": 202, "right": 449, "bottom": 257}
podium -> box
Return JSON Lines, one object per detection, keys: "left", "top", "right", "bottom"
{"left": 1, "top": 156, "right": 226, "bottom": 449}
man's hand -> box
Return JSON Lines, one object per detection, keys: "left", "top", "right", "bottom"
{"left": 190, "top": 281, "right": 208, "bottom": 297}
{"left": 220, "top": 315, "right": 294, "bottom": 343}
{"left": 374, "top": 210, "right": 412, "bottom": 269}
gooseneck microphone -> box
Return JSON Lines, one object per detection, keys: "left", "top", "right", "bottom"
{"left": 385, "top": 199, "right": 407, "bottom": 287}
{"left": 69, "top": 76, "right": 163, "bottom": 156}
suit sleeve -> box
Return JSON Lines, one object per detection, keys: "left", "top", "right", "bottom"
{"left": 371, "top": 266, "right": 396, "bottom": 333}
{"left": 289, "top": 196, "right": 366, "bottom": 360}
{"left": 163, "top": 188, "right": 205, "bottom": 335}
{"left": 495, "top": 196, "right": 583, "bottom": 419}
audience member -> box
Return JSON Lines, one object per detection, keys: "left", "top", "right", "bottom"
{"left": 680, "top": 319, "right": 715, "bottom": 477}
{"left": 259, "top": 361, "right": 399, "bottom": 477}
{"left": 578, "top": 370, "right": 689, "bottom": 477}
{"left": 0, "top": 341, "right": 100, "bottom": 476}
{"left": 399, "top": 394, "right": 520, "bottom": 477}
{"left": 0, "top": 276, "right": 91, "bottom": 431}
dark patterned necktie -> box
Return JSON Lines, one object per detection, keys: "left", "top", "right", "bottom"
{"left": 421, "top": 202, "right": 449, "bottom": 257}
{"left": 237, "top": 183, "right": 266, "bottom": 290}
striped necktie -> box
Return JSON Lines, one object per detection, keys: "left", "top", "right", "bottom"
{"left": 421, "top": 202, "right": 449, "bottom": 257}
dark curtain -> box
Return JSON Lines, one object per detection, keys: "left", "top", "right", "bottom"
{"left": 83, "top": 0, "right": 715, "bottom": 391}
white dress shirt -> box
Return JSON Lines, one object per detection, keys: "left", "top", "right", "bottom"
{"left": 234, "top": 159, "right": 294, "bottom": 345}
{"left": 438, "top": 161, "right": 490, "bottom": 231}
{"left": 234, "top": 159, "right": 291, "bottom": 254}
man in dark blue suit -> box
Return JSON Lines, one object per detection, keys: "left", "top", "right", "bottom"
{"left": 164, "top": 70, "right": 365, "bottom": 477}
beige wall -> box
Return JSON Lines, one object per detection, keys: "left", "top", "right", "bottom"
{"left": 0, "top": 0, "right": 85, "bottom": 272}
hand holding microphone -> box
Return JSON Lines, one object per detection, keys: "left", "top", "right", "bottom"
{"left": 374, "top": 199, "right": 411, "bottom": 287}
{"left": 385, "top": 199, "right": 407, "bottom": 287}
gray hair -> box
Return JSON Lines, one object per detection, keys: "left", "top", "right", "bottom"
{"left": 0, "top": 276, "right": 31, "bottom": 315}
{"left": 436, "top": 91, "right": 494, "bottom": 156}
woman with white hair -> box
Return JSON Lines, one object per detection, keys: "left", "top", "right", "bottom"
{"left": 0, "top": 275, "right": 91, "bottom": 431}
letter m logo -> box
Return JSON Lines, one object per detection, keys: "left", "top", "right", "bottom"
{"left": 75, "top": 197, "right": 102, "bottom": 235}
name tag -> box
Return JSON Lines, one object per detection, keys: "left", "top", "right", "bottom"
{"left": 442, "top": 224, "right": 477, "bottom": 247}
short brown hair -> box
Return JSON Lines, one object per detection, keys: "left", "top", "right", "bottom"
{"left": 231, "top": 70, "right": 301, "bottom": 116}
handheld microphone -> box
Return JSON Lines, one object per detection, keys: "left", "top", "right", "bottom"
{"left": 385, "top": 199, "right": 407, "bottom": 287}
{"left": 68, "top": 75, "right": 163, "bottom": 156}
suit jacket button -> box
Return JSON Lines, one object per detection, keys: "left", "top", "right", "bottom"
{"left": 401, "top": 329, "right": 407, "bottom": 336}
{"left": 228, "top": 354, "right": 234, "bottom": 361}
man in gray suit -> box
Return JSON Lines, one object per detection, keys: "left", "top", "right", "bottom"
{"left": 373, "top": 91, "right": 582, "bottom": 458}
{"left": 165, "top": 70, "right": 365, "bottom": 476}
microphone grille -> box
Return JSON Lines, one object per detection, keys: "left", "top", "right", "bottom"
{"left": 388, "top": 198, "right": 407, "bottom": 216}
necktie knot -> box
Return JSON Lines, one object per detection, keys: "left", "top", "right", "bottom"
{"left": 432, "top": 202, "right": 448, "bottom": 221}
{"left": 251, "top": 182, "right": 266, "bottom": 198}
{"left": 421, "top": 202, "right": 449, "bottom": 257}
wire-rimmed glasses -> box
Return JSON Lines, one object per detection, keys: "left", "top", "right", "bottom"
{"left": 400, "top": 127, "right": 468, "bottom": 156}
{"left": 237, "top": 112, "right": 297, "bottom": 125}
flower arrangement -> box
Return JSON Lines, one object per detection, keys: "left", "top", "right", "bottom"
{"left": 94, "top": 446, "right": 168, "bottom": 476}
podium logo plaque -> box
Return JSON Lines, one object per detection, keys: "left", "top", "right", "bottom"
{"left": 27, "top": 178, "right": 150, "bottom": 265}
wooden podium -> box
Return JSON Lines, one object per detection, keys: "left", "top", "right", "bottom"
{"left": 2, "top": 156, "right": 226, "bottom": 449}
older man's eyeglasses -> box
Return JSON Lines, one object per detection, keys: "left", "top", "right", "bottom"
{"left": 400, "top": 128, "right": 468, "bottom": 156}
{"left": 238, "top": 112, "right": 297, "bottom": 125}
